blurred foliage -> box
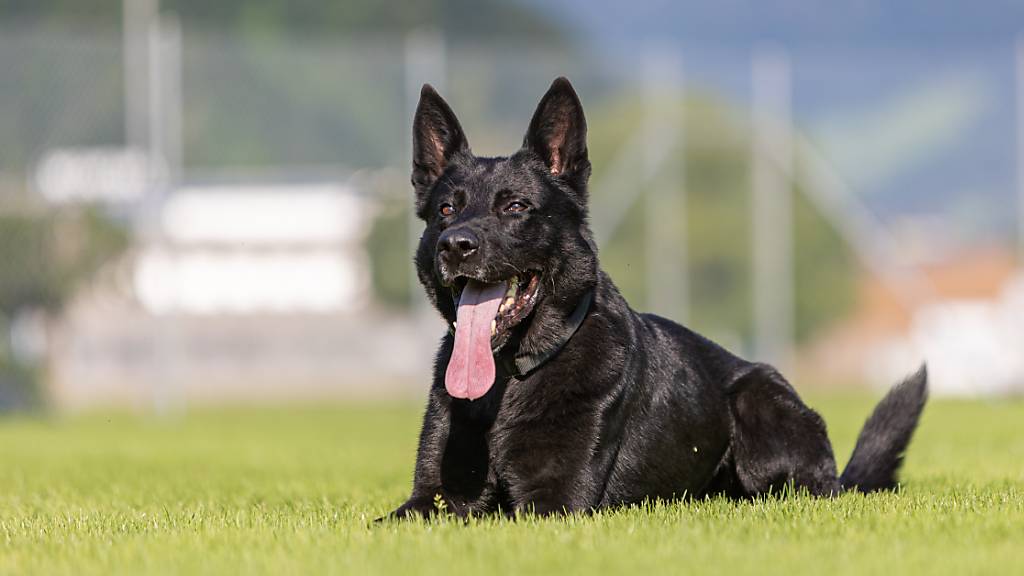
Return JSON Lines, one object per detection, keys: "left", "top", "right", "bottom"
{"left": 0, "top": 0, "right": 854, "bottom": 346}
{"left": 0, "top": 207, "right": 128, "bottom": 317}
{"left": 0, "top": 0, "right": 565, "bottom": 174}
{"left": 368, "top": 196, "right": 414, "bottom": 309}
{"left": 179, "top": 33, "right": 407, "bottom": 171}
{"left": 591, "top": 93, "right": 856, "bottom": 346}
{"left": 0, "top": 31, "right": 124, "bottom": 175}
{"left": 0, "top": 0, "right": 564, "bottom": 42}
{"left": 370, "top": 92, "right": 856, "bottom": 347}
{"left": 0, "top": 205, "right": 129, "bottom": 408}
{"left": 0, "top": 361, "right": 38, "bottom": 411}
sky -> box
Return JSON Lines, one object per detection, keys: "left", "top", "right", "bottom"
{"left": 522, "top": 0, "right": 1024, "bottom": 244}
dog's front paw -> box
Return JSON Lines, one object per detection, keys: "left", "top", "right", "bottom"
{"left": 376, "top": 493, "right": 451, "bottom": 522}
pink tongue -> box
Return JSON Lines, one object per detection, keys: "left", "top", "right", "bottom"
{"left": 445, "top": 280, "right": 507, "bottom": 400}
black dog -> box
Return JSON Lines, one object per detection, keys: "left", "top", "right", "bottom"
{"left": 389, "top": 77, "right": 927, "bottom": 518}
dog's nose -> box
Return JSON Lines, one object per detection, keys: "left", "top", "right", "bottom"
{"left": 438, "top": 228, "right": 480, "bottom": 262}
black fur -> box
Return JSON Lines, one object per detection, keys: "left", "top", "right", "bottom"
{"left": 840, "top": 366, "right": 929, "bottom": 492}
{"left": 389, "top": 78, "right": 929, "bottom": 519}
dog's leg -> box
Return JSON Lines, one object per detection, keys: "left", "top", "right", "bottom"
{"left": 725, "top": 364, "right": 841, "bottom": 497}
{"left": 496, "top": 410, "right": 605, "bottom": 516}
{"left": 386, "top": 388, "right": 502, "bottom": 520}
{"left": 386, "top": 389, "right": 451, "bottom": 519}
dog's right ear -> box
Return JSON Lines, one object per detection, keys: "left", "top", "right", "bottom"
{"left": 523, "top": 77, "right": 590, "bottom": 193}
{"left": 412, "top": 84, "right": 469, "bottom": 210}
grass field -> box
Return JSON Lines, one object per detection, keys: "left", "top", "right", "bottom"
{"left": 1, "top": 394, "right": 1022, "bottom": 575}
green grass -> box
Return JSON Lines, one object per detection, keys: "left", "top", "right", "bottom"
{"left": 1, "top": 395, "right": 1022, "bottom": 575}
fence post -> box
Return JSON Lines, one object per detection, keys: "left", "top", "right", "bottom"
{"left": 147, "top": 13, "right": 182, "bottom": 192}
{"left": 146, "top": 10, "right": 186, "bottom": 416}
{"left": 751, "top": 47, "right": 794, "bottom": 368}
{"left": 123, "top": 0, "right": 157, "bottom": 153}
{"left": 643, "top": 48, "right": 688, "bottom": 323}
{"left": 404, "top": 30, "right": 446, "bottom": 317}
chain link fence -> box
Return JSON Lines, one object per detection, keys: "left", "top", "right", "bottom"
{"left": 1, "top": 21, "right": 1021, "bottom": 408}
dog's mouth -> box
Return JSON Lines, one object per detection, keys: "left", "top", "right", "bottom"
{"left": 445, "top": 271, "right": 541, "bottom": 400}
{"left": 450, "top": 272, "right": 542, "bottom": 345}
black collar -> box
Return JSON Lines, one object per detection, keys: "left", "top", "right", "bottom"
{"left": 501, "top": 289, "right": 594, "bottom": 377}
{"left": 447, "top": 289, "right": 594, "bottom": 378}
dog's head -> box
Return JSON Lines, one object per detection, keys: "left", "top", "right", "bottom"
{"left": 411, "top": 78, "right": 599, "bottom": 399}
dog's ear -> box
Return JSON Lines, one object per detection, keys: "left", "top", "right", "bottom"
{"left": 523, "top": 77, "right": 590, "bottom": 191}
{"left": 412, "top": 84, "right": 469, "bottom": 207}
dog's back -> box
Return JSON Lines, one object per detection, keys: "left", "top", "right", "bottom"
{"left": 578, "top": 282, "right": 928, "bottom": 504}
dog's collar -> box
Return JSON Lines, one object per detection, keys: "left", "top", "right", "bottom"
{"left": 446, "top": 289, "right": 594, "bottom": 378}
{"left": 502, "top": 289, "right": 594, "bottom": 377}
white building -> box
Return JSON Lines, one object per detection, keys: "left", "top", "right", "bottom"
{"left": 134, "top": 184, "right": 371, "bottom": 315}
{"left": 48, "top": 179, "right": 435, "bottom": 411}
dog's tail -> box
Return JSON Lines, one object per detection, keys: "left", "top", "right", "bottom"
{"left": 839, "top": 365, "right": 929, "bottom": 493}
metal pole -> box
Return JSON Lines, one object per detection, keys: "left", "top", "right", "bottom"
{"left": 147, "top": 16, "right": 165, "bottom": 186}
{"left": 147, "top": 10, "right": 186, "bottom": 417}
{"left": 404, "top": 30, "right": 446, "bottom": 317}
{"left": 751, "top": 47, "right": 794, "bottom": 368}
{"left": 643, "top": 48, "right": 688, "bottom": 322}
{"left": 160, "top": 14, "right": 183, "bottom": 187}
{"left": 123, "top": 0, "right": 157, "bottom": 151}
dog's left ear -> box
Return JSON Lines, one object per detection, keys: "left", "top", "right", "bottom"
{"left": 524, "top": 77, "right": 591, "bottom": 191}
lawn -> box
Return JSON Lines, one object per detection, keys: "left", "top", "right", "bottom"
{"left": 0, "top": 394, "right": 1022, "bottom": 575}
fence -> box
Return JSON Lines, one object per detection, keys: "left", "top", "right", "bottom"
{"left": 1, "top": 19, "right": 1023, "bottom": 407}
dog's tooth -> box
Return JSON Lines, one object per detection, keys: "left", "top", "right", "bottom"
{"left": 490, "top": 320, "right": 497, "bottom": 335}
{"left": 505, "top": 297, "right": 515, "bottom": 308}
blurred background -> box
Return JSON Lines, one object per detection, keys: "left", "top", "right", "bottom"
{"left": 1, "top": 0, "right": 1023, "bottom": 413}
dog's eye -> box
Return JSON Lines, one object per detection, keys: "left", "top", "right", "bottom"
{"left": 505, "top": 201, "right": 529, "bottom": 213}
{"left": 439, "top": 203, "right": 456, "bottom": 217}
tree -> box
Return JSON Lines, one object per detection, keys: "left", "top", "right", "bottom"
{"left": 0, "top": 206, "right": 128, "bottom": 409}
{"left": 0, "top": 0, "right": 564, "bottom": 42}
